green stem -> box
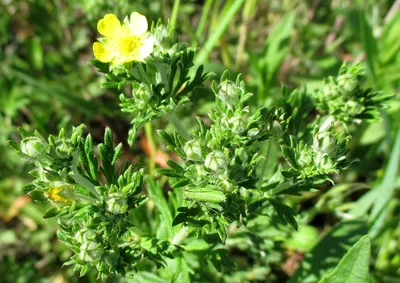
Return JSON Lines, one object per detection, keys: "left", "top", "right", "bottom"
{"left": 145, "top": 122, "right": 157, "bottom": 175}
{"left": 172, "top": 226, "right": 189, "bottom": 245}
{"left": 167, "top": 113, "right": 190, "bottom": 139}
{"left": 257, "top": 140, "right": 272, "bottom": 187}
{"left": 170, "top": 0, "right": 181, "bottom": 28}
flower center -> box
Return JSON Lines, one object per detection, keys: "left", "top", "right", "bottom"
{"left": 117, "top": 36, "right": 141, "bottom": 56}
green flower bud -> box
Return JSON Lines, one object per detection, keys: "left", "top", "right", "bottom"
{"left": 298, "top": 150, "right": 313, "bottom": 167}
{"left": 217, "top": 80, "right": 237, "bottom": 108}
{"left": 338, "top": 73, "right": 357, "bottom": 92}
{"left": 184, "top": 139, "right": 203, "bottom": 161}
{"left": 247, "top": 128, "right": 260, "bottom": 138}
{"left": 20, "top": 137, "right": 45, "bottom": 157}
{"left": 195, "top": 165, "right": 208, "bottom": 177}
{"left": 322, "top": 84, "right": 340, "bottom": 99}
{"left": 218, "top": 176, "right": 236, "bottom": 192}
{"left": 229, "top": 116, "right": 247, "bottom": 134}
{"left": 313, "top": 131, "right": 337, "bottom": 155}
{"left": 133, "top": 83, "right": 152, "bottom": 110}
{"left": 79, "top": 241, "right": 104, "bottom": 263}
{"left": 219, "top": 80, "right": 236, "bottom": 98}
{"left": 106, "top": 192, "right": 128, "bottom": 215}
{"left": 320, "top": 156, "right": 334, "bottom": 170}
{"left": 269, "top": 120, "right": 284, "bottom": 137}
{"left": 239, "top": 187, "right": 250, "bottom": 200}
{"left": 204, "top": 151, "right": 228, "bottom": 171}
{"left": 344, "top": 100, "right": 363, "bottom": 116}
{"left": 314, "top": 152, "right": 334, "bottom": 170}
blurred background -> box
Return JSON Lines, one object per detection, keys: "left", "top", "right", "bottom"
{"left": 1, "top": 0, "right": 399, "bottom": 282}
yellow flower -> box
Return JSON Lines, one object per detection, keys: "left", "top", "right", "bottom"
{"left": 45, "top": 186, "right": 72, "bottom": 203}
{"left": 93, "top": 12, "right": 154, "bottom": 64}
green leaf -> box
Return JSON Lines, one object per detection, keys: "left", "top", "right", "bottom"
{"left": 195, "top": 0, "right": 245, "bottom": 64}
{"left": 263, "top": 12, "right": 295, "bottom": 87}
{"left": 157, "top": 168, "right": 184, "bottom": 178}
{"left": 43, "top": 207, "right": 60, "bottom": 219}
{"left": 368, "top": 123, "right": 400, "bottom": 237}
{"left": 184, "top": 188, "right": 226, "bottom": 203}
{"left": 157, "top": 130, "right": 176, "bottom": 148}
{"left": 172, "top": 213, "right": 187, "bottom": 227}
{"left": 268, "top": 198, "right": 298, "bottom": 230}
{"left": 319, "top": 235, "right": 371, "bottom": 283}
{"left": 166, "top": 160, "right": 185, "bottom": 173}
{"left": 146, "top": 176, "right": 174, "bottom": 239}
{"left": 84, "top": 134, "right": 98, "bottom": 181}
{"left": 28, "top": 190, "right": 48, "bottom": 202}
{"left": 7, "top": 140, "right": 20, "bottom": 151}
{"left": 290, "top": 220, "right": 368, "bottom": 283}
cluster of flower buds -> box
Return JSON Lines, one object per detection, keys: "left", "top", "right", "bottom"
{"left": 13, "top": 127, "right": 183, "bottom": 279}
{"left": 13, "top": 125, "right": 84, "bottom": 186}
{"left": 281, "top": 124, "right": 350, "bottom": 181}
{"left": 208, "top": 72, "right": 289, "bottom": 148}
{"left": 158, "top": 74, "right": 287, "bottom": 239}
{"left": 314, "top": 63, "right": 390, "bottom": 124}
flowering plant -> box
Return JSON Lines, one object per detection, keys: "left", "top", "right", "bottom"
{"left": 10, "top": 11, "right": 392, "bottom": 281}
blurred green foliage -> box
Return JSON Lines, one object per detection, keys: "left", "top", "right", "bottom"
{"left": 1, "top": 0, "right": 399, "bottom": 282}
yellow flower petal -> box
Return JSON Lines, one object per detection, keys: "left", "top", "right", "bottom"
{"left": 93, "top": 42, "right": 113, "bottom": 62}
{"left": 129, "top": 12, "right": 148, "bottom": 36}
{"left": 97, "top": 14, "right": 121, "bottom": 37}
{"left": 138, "top": 36, "right": 154, "bottom": 60}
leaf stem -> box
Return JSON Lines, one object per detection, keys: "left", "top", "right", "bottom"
{"left": 145, "top": 122, "right": 157, "bottom": 175}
